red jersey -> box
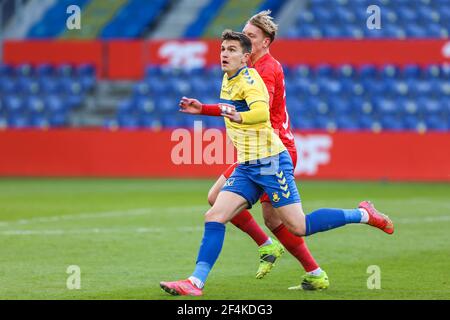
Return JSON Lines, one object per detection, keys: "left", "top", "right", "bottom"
{"left": 249, "top": 53, "right": 296, "bottom": 151}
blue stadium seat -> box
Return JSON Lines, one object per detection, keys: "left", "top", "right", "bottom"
{"left": 205, "top": 116, "right": 225, "bottom": 128}
{"left": 335, "top": 115, "right": 359, "bottom": 130}
{"left": 380, "top": 115, "right": 403, "bottom": 131}
{"left": 426, "top": 116, "right": 448, "bottom": 131}
{"left": 67, "top": 94, "right": 83, "bottom": 110}
{"left": 45, "top": 95, "right": 66, "bottom": 113}
{"left": 27, "top": 96, "right": 46, "bottom": 114}
{"left": 374, "top": 97, "right": 398, "bottom": 116}
{"left": 140, "top": 115, "right": 159, "bottom": 128}
{"left": 161, "top": 115, "right": 183, "bottom": 128}
{"left": 8, "top": 114, "right": 29, "bottom": 128}
{"left": 0, "top": 64, "right": 14, "bottom": 76}
{"left": 156, "top": 96, "right": 178, "bottom": 114}
{"left": 30, "top": 115, "right": 49, "bottom": 128}
{"left": 117, "top": 99, "right": 135, "bottom": 115}
{"left": 402, "top": 64, "right": 421, "bottom": 79}
{"left": 39, "top": 77, "right": 62, "bottom": 94}
{"left": 4, "top": 95, "right": 24, "bottom": 114}
{"left": 61, "top": 78, "right": 84, "bottom": 95}
{"left": 36, "top": 64, "right": 54, "bottom": 77}
{"left": 357, "top": 65, "right": 377, "bottom": 78}
{"left": 136, "top": 97, "right": 155, "bottom": 115}
{"left": 145, "top": 65, "right": 163, "bottom": 79}
{"left": 423, "top": 64, "right": 441, "bottom": 78}
{"left": 49, "top": 112, "right": 69, "bottom": 127}
{"left": 134, "top": 81, "right": 152, "bottom": 97}
{"left": 56, "top": 64, "right": 75, "bottom": 78}
{"left": 118, "top": 114, "right": 139, "bottom": 129}
{"left": 16, "top": 64, "right": 33, "bottom": 77}
{"left": 17, "top": 77, "right": 40, "bottom": 95}
{"left": 0, "top": 78, "right": 17, "bottom": 94}
{"left": 330, "top": 97, "right": 352, "bottom": 115}
{"left": 380, "top": 64, "right": 400, "bottom": 79}
{"left": 292, "top": 117, "right": 315, "bottom": 130}
{"left": 77, "top": 64, "right": 95, "bottom": 77}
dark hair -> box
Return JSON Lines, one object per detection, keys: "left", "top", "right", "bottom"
{"left": 221, "top": 29, "right": 252, "bottom": 54}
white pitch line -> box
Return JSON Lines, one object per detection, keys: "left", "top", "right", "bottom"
{"left": 0, "top": 215, "right": 449, "bottom": 236}
{"left": 0, "top": 206, "right": 207, "bottom": 227}
{"left": 0, "top": 226, "right": 204, "bottom": 236}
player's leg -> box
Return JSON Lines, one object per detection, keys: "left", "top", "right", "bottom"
{"left": 207, "top": 164, "right": 273, "bottom": 249}
{"left": 160, "top": 191, "right": 249, "bottom": 296}
{"left": 252, "top": 198, "right": 285, "bottom": 279}
{"left": 275, "top": 202, "right": 393, "bottom": 237}
{"left": 161, "top": 167, "right": 262, "bottom": 296}
{"left": 258, "top": 151, "right": 394, "bottom": 237}
{"left": 260, "top": 201, "right": 329, "bottom": 290}
{"left": 261, "top": 200, "right": 318, "bottom": 273}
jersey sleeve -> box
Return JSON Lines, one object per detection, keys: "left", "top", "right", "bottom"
{"left": 240, "top": 100, "right": 269, "bottom": 125}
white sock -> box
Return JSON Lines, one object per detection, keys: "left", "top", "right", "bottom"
{"left": 359, "top": 208, "right": 369, "bottom": 223}
{"left": 260, "top": 237, "right": 273, "bottom": 247}
{"left": 307, "top": 267, "right": 323, "bottom": 276}
{"left": 188, "top": 276, "right": 204, "bottom": 289}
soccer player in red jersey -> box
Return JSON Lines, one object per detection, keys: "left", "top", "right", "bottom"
{"left": 206, "top": 11, "right": 329, "bottom": 290}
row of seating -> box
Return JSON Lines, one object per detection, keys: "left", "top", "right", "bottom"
{"left": 0, "top": 64, "right": 95, "bottom": 128}
{"left": 107, "top": 113, "right": 450, "bottom": 132}
{"left": 287, "top": 0, "right": 449, "bottom": 38}
{"left": 1, "top": 63, "right": 448, "bottom": 131}
{"left": 113, "top": 64, "right": 450, "bottom": 131}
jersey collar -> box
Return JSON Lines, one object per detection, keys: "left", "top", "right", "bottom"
{"left": 227, "top": 66, "right": 247, "bottom": 81}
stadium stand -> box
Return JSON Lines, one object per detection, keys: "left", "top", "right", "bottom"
{"left": 0, "top": 63, "right": 96, "bottom": 128}
{"left": 2, "top": 0, "right": 449, "bottom": 132}
{"left": 104, "top": 63, "right": 450, "bottom": 132}
{"left": 202, "top": 0, "right": 288, "bottom": 38}
{"left": 101, "top": 0, "right": 170, "bottom": 38}
{"left": 287, "top": 0, "right": 449, "bottom": 38}
{"left": 27, "top": 0, "right": 91, "bottom": 38}
{"left": 61, "top": 0, "right": 129, "bottom": 39}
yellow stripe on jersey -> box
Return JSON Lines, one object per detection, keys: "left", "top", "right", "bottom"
{"left": 220, "top": 67, "right": 286, "bottom": 163}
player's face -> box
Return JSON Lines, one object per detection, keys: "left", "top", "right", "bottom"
{"left": 220, "top": 40, "right": 249, "bottom": 75}
{"left": 243, "top": 23, "right": 270, "bottom": 58}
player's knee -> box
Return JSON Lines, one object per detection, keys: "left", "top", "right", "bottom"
{"left": 285, "top": 222, "right": 306, "bottom": 237}
{"left": 264, "top": 216, "right": 281, "bottom": 231}
{"left": 204, "top": 208, "right": 226, "bottom": 223}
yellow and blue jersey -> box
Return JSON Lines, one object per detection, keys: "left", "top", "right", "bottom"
{"left": 220, "top": 67, "right": 286, "bottom": 163}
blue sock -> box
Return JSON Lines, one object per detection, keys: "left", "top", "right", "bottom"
{"left": 305, "top": 208, "right": 349, "bottom": 236}
{"left": 343, "top": 209, "right": 363, "bottom": 224}
{"left": 191, "top": 222, "right": 226, "bottom": 285}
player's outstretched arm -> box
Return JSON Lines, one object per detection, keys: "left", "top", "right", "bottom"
{"left": 179, "top": 96, "right": 203, "bottom": 114}
{"left": 179, "top": 96, "right": 238, "bottom": 118}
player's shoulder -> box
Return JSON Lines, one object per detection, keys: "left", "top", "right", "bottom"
{"left": 257, "top": 55, "right": 283, "bottom": 75}
{"left": 240, "top": 67, "right": 262, "bottom": 85}
{"left": 246, "top": 67, "right": 261, "bottom": 78}
{"left": 266, "top": 56, "right": 284, "bottom": 73}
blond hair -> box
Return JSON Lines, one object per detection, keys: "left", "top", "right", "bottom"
{"left": 247, "top": 10, "right": 278, "bottom": 44}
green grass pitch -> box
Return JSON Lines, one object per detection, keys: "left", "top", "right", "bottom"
{"left": 0, "top": 178, "right": 449, "bottom": 300}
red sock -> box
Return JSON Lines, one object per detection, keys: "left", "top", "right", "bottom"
{"left": 272, "top": 224, "right": 319, "bottom": 272}
{"left": 231, "top": 209, "right": 269, "bottom": 246}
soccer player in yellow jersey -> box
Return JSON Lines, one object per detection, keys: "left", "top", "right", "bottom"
{"left": 160, "top": 30, "right": 394, "bottom": 296}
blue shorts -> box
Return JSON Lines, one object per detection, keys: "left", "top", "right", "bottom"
{"left": 221, "top": 150, "right": 301, "bottom": 209}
